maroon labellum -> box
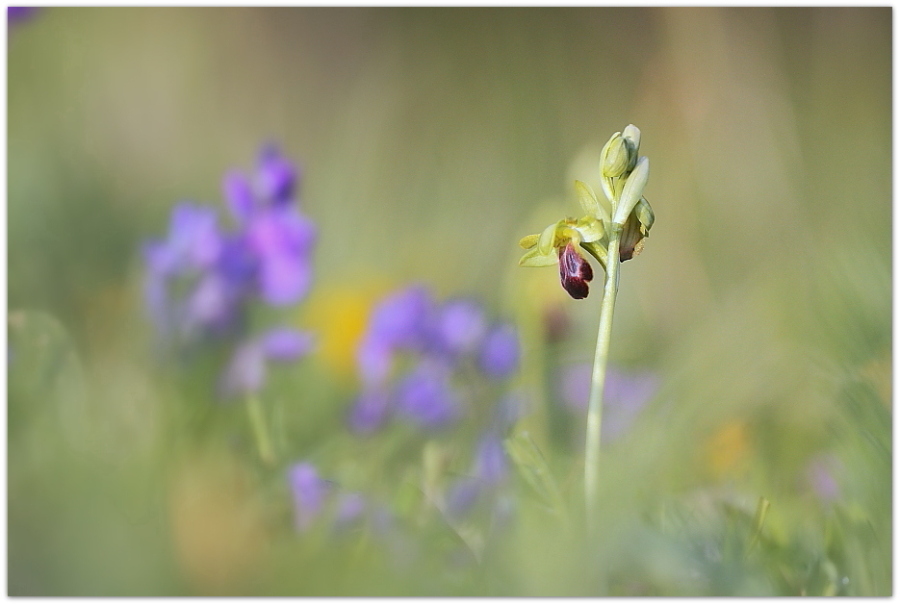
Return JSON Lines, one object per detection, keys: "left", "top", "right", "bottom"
{"left": 558, "top": 242, "right": 593, "bottom": 299}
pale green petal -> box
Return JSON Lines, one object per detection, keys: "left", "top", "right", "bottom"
{"left": 623, "top": 124, "right": 641, "bottom": 165}
{"left": 537, "top": 220, "right": 562, "bottom": 255}
{"left": 519, "top": 233, "right": 540, "bottom": 249}
{"left": 518, "top": 246, "right": 558, "bottom": 267}
{"left": 613, "top": 156, "right": 649, "bottom": 226}
{"left": 575, "top": 216, "right": 605, "bottom": 243}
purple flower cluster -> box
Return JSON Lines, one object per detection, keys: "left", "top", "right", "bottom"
{"left": 287, "top": 461, "right": 368, "bottom": 533}
{"left": 348, "top": 285, "right": 521, "bottom": 434}
{"left": 143, "top": 145, "right": 316, "bottom": 397}
{"left": 439, "top": 390, "right": 523, "bottom": 523}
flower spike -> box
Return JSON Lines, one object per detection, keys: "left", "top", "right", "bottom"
{"left": 516, "top": 124, "right": 657, "bottom": 532}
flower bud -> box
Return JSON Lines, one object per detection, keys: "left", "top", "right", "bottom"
{"left": 600, "top": 132, "right": 630, "bottom": 178}
{"left": 618, "top": 212, "right": 645, "bottom": 262}
{"left": 634, "top": 196, "right": 655, "bottom": 234}
{"left": 622, "top": 124, "right": 641, "bottom": 171}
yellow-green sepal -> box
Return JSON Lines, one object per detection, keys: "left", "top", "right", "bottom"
{"left": 537, "top": 220, "right": 563, "bottom": 255}
{"left": 519, "top": 245, "right": 559, "bottom": 267}
{"left": 574, "top": 180, "right": 609, "bottom": 223}
{"left": 519, "top": 233, "right": 540, "bottom": 249}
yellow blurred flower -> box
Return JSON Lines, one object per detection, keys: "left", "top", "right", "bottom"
{"left": 299, "top": 279, "right": 391, "bottom": 376}
{"left": 168, "top": 450, "right": 269, "bottom": 595}
{"left": 703, "top": 420, "right": 752, "bottom": 479}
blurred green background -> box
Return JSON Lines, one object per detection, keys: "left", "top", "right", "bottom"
{"left": 8, "top": 7, "right": 891, "bottom": 596}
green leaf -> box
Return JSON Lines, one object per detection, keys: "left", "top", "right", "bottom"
{"left": 504, "top": 431, "right": 567, "bottom": 521}
{"left": 745, "top": 496, "right": 771, "bottom": 555}
{"left": 8, "top": 309, "right": 88, "bottom": 443}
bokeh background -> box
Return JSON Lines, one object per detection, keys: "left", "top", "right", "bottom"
{"left": 7, "top": 7, "right": 891, "bottom": 596}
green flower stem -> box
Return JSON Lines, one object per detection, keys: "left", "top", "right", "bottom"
{"left": 584, "top": 221, "right": 622, "bottom": 533}
{"left": 246, "top": 394, "right": 276, "bottom": 466}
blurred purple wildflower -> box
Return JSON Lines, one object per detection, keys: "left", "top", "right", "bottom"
{"left": 356, "top": 339, "right": 395, "bottom": 387}
{"left": 559, "top": 364, "right": 658, "bottom": 442}
{"left": 474, "top": 432, "right": 508, "bottom": 484}
{"left": 431, "top": 298, "right": 486, "bottom": 358}
{"left": 366, "top": 285, "right": 432, "bottom": 351}
{"left": 285, "top": 465, "right": 381, "bottom": 537}
{"left": 146, "top": 204, "right": 222, "bottom": 275}
{"left": 219, "top": 327, "right": 314, "bottom": 397}
{"left": 222, "top": 144, "right": 316, "bottom": 306}
{"left": 354, "top": 285, "right": 432, "bottom": 387}
{"left": 445, "top": 432, "right": 510, "bottom": 520}
{"left": 143, "top": 204, "right": 235, "bottom": 340}
{"left": 347, "top": 388, "right": 391, "bottom": 434}
{"left": 479, "top": 323, "right": 520, "bottom": 379}
{"left": 805, "top": 454, "right": 842, "bottom": 504}
{"left": 256, "top": 144, "right": 300, "bottom": 202}
{"left": 335, "top": 492, "right": 367, "bottom": 528}
{"left": 348, "top": 285, "right": 521, "bottom": 435}
{"left": 285, "top": 460, "right": 379, "bottom": 536}
{"left": 288, "top": 462, "right": 331, "bottom": 532}
{"left": 8, "top": 7, "right": 38, "bottom": 27}
{"left": 395, "top": 360, "right": 460, "bottom": 430}
{"left": 445, "top": 476, "right": 483, "bottom": 520}
{"left": 143, "top": 146, "right": 316, "bottom": 398}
